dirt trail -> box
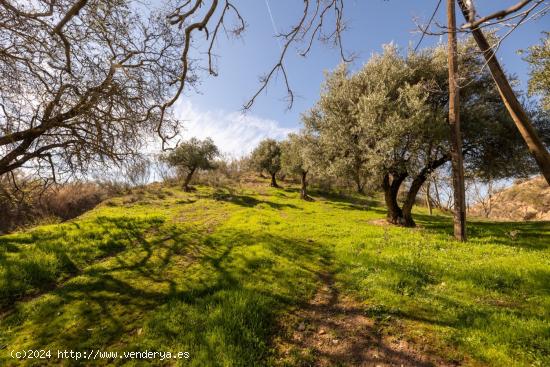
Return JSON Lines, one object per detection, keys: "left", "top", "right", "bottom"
{"left": 275, "top": 273, "right": 456, "bottom": 367}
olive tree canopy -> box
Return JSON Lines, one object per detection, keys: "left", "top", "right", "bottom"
{"left": 522, "top": 32, "right": 550, "bottom": 111}
{"left": 250, "top": 139, "right": 282, "bottom": 188}
{"left": 280, "top": 131, "right": 319, "bottom": 199}
{"left": 163, "top": 137, "right": 219, "bottom": 191}
{"left": 306, "top": 42, "right": 544, "bottom": 226}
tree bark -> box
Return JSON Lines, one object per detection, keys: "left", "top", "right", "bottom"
{"left": 433, "top": 175, "right": 442, "bottom": 209}
{"left": 401, "top": 173, "right": 432, "bottom": 227}
{"left": 354, "top": 172, "right": 365, "bottom": 194}
{"left": 425, "top": 179, "right": 433, "bottom": 215}
{"left": 356, "top": 183, "right": 365, "bottom": 194}
{"left": 457, "top": 0, "right": 550, "bottom": 186}
{"left": 448, "top": 0, "right": 467, "bottom": 241}
{"left": 382, "top": 173, "right": 408, "bottom": 225}
{"left": 183, "top": 167, "right": 195, "bottom": 192}
{"left": 300, "top": 171, "right": 308, "bottom": 200}
{"left": 486, "top": 179, "right": 493, "bottom": 218}
{"left": 383, "top": 154, "right": 451, "bottom": 227}
{"left": 270, "top": 172, "right": 279, "bottom": 188}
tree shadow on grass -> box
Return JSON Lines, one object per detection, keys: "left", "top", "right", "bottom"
{"left": 0, "top": 216, "right": 165, "bottom": 312}
{"left": 277, "top": 272, "right": 446, "bottom": 366}
{"left": 205, "top": 189, "right": 300, "bottom": 210}
{"left": 342, "top": 250, "right": 550, "bottom": 366}
{"left": 0, "top": 228, "right": 330, "bottom": 366}
{"left": 414, "top": 212, "right": 550, "bottom": 251}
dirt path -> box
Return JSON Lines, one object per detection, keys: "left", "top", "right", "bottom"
{"left": 274, "top": 273, "right": 456, "bottom": 367}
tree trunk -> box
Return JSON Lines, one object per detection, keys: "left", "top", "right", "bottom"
{"left": 457, "top": 0, "right": 550, "bottom": 186}
{"left": 354, "top": 172, "right": 364, "bottom": 194}
{"left": 432, "top": 175, "right": 442, "bottom": 209}
{"left": 448, "top": 0, "right": 467, "bottom": 241}
{"left": 486, "top": 179, "right": 493, "bottom": 218}
{"left": 270, "top": 172, "right": 279, "bottom": 188}
{"left": 401, "top": 172, "right": 434, "bottom": 227}
{"left": 382, "top": 173, "right": 407, "bottom": 225}
{"left": 356, "top": 182, "right": 364, "bottom": 194}
{"left": 300, "top": 171, "right": 308, "bottom": 200}
{"left": 183, "top": 167, "right": 195, "bottom": 192}
{"left": 425, "top": 180, "right": 433, "bottom": 215}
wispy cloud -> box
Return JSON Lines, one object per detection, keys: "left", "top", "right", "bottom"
{"left": 173, "top": 100, "right": 295, "bottom": 157}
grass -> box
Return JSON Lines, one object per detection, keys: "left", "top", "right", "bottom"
{"left": 0, "top": 181, "right": 548, "bottom": 366}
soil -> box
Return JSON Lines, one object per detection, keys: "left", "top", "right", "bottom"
{"left": 274, "top": 273, "right": 458, "bottom": 367}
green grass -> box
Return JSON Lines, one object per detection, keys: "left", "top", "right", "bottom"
{"left": 0, "top": 182, "right": 548, "bottom": 366}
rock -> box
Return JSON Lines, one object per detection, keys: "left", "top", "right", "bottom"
{"left": 318, "top": 328, "right": 326, "bottom": 335}
{"left": 297, "top": 322, "right": 306, "bottom": 331}
{"left": 331, "top": 339, "right": 339, "bottom": 345}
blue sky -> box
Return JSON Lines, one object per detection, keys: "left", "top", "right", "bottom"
{"left": 170, "top": 0, "right": 549, "bottom": 156}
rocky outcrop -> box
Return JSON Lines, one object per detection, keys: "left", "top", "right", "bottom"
{"left": 470, "top": 176, "right": 550, "bottom": 221}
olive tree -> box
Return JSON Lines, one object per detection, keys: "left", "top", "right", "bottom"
{"left": 522, "top": 32, "right": 550, "bottom": 111}
{"left": 302, "top": 66, "right": 371, "bottom": 194}
{"left": 280, "top": 132, "right": 319, "bottom": 199}
{"left": 306, "top": 42, "right": 542, "bottom": 226}
{"left": 163, "top": 138, "right": 220, "bottom": 191}
{"left": 250, "top": 139, "right": 282, "bottom": 188}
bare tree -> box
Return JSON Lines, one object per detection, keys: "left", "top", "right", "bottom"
{"left": 468, "top": 176, "right": 502, "bottom": 218}
{"left": 163, "top": 0, "right": 350, "bottom": 111}
{"left": 0, "top": 0, "right": 183, "bottom": 181}
{"left": 125, "top": 157, "right": 152, "bottom": 188}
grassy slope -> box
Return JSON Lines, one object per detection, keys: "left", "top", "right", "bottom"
{"left": 0, "top": 182, "right": 548, "bottom": 366}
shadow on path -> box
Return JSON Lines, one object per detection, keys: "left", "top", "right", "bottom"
{"left": 275, "top": 272, "right": 458, "bottom": 367}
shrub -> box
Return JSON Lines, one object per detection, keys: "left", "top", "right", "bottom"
{"left": 39, "top": 183, "right": 106, "bottom": 221}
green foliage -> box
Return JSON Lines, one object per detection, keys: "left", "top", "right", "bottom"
{"left": 306, "top": 42, "right": 536, "bottom": 185}
{"left": 163, "top": 137, "right": 220, "bottom": 175}
{"left": 522, "top": 32, "right": 550, "bottom": 111}
{"left": 250, "top": 139, "right": 282, "bottom": 176}
{"left": 280, "top": 132, "right": 319, "bottom": 177}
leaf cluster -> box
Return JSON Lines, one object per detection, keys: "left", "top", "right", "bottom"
{"left": 163, "top": 138, "right": 220, "bottom": 174}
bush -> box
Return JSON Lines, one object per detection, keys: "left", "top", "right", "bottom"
{"left": 39, "top": 183, "right": 106, "bottom": 220}
{"left": 0, "top": 174, "right": 42, "bottom": 233}
{"left": 0, "top": 173, "right": 111, "bottom": 234}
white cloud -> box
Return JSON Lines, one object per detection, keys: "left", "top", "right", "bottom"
{"left": 173, "top": 100, "right": 296, "bottom": 157}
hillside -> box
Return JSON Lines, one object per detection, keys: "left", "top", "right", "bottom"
{"left": 0, "top": 180, "right": 549, "bottom": 366}
{"left": 471, "top": 176, "right": 550, "bottom": 221}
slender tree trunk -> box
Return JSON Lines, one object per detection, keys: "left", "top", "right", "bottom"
{"left": 457, "top": 0, "right": 550, "bottom": 186}
{"left": 354, "top": 172, "right": 364, "bottom": 194}
{"left": 270, "top": 172, "right": 279, "bottom": 188}
{"left": 448, "top": 0, "right": 467, "bottom": 241}
{"left": 382, "top": 173, "right": 407, "bottom": 225}
{"left": 486, "top": 179, "right": 493, "bottom": 218}
{"left": 433, "top": 176, "right": 442, "bottom": 209}
{"left": 183, "top": 167, "right": 196, "bottom": 192}
{"left": 300, "top": 171, "right": 308, "bottom": 200}
{"left": 425, "top": 180, "right": 433, "bottom": 215}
